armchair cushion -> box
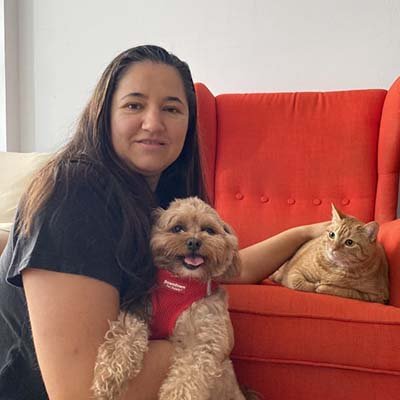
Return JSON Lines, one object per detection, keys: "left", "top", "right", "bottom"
{"left": 225, "top": 283, "right": 400, "bottom": 399}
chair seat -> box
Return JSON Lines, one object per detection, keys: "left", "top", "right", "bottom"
{"left": 226, "top": 283, "right": 400, "bottom": 398}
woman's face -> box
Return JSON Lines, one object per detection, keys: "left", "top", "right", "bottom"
{"left": 110, "top": 61, "right": 189, "bottom": 190}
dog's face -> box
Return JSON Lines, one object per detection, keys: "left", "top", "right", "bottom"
{"left": 150, "top": 197, "right": 241, "bottom": 282}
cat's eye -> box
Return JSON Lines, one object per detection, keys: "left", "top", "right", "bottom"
{"left": 203, "top": 227, "right": 216, "bottom": 235}
{"left": 345, "top": 239, "right": 354, "bottom": 247}
{"left": 171, "top": 225, "right": 185, "bottom": 233}
{"left": 328, "top": 231, "right": 335, "bottom": 239}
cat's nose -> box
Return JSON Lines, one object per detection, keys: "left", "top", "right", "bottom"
{"left": 331, "top": 243, "right": 340, "bottom": 252}
{"left": 186, "top": 237, "right": 202, "bottom": 252}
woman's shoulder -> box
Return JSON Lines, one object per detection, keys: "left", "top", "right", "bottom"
{"left": 46, "top": 157, "right": 118, "bottom": 214}
{"left": 61, "top": 157, "right": 111, "bottom": 185}
{"left": 52, "top": 157, "right": 118, "bottom": 197}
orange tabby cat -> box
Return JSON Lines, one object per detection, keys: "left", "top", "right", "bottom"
{"left": 270, "top": 204, "right": 389, "bottom": 303}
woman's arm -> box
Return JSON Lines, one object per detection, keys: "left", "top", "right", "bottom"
{"left": 23, "top": 268, "right": 173, "bottom": 400}
{"left": 230, "top": 221, "right": 330, "bottom": 284}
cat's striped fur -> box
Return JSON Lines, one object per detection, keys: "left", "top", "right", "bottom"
{"left": 270, "top": 204, "right": 389, "bottom": 303}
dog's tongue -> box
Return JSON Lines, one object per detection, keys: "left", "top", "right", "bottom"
{"left": 184, "top": 255, "right": 204, "bottom": 266}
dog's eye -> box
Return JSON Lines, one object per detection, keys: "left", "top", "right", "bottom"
{"left": 203, "top": 227, "right": 216, "bottom": 235}
{"left": 171, "top": 225, "right": 185, "bottom": 233}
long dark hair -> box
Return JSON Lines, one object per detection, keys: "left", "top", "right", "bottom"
{"left": 18, "top": 45, "right": 207, "bottom": 306}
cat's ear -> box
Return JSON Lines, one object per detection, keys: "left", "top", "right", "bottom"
{"left": 331, "top": 203, "right": 345, "bottom": 222}
{"left": 363, "top": 221, "right": 379, "bottom": 242}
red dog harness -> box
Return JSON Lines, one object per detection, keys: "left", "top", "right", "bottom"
{"left": 149, "top": 269, "right": 219, "bottom": 340}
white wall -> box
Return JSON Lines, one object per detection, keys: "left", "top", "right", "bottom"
{"left": 1, "top": 0, "right": 399, "bottom": 212}
{"left": 12, "top": 0, "right": 400, "bottom": 152}
{"left": 0, "top": 0, "right": 5, "bottom": 151}
{"left": 3, "top": 0, "right": 19, "bottom": 151}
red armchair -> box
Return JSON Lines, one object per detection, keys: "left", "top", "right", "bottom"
{"left": 195, "top": 77, "right": 400, "bottom": 400}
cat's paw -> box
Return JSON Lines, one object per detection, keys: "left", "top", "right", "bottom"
{"left": 312, "top": 281, "right": 322, "bottom": 291}
{"left": 315, "top": 284, "right": 331, "bottom": 294}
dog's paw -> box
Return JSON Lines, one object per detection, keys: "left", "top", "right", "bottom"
{"left": 159, "top": 387, "right": 197, "bottom": 400}
{"left": 92, "top": 312, "right": 149, "bottom": 399}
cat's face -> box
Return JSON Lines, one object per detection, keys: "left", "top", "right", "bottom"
{"left": 323, "top": 205, "right": 379, "bottom": 266}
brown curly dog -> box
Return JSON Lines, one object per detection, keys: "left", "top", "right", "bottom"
{"left": 92, "top": 197, "right": 249, "bottom": 400}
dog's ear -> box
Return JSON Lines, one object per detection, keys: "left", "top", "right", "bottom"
{"left": 223, "top": 224, "right": 233, "bottom": 235}
{"left": 151, "top": 207, "right": 164, "bottom": 224}
{"left": 221, "top": 247, "right": 242, "bottom": 281}
{"left": 219, "top": 222, "right": 242, "bottom": 281}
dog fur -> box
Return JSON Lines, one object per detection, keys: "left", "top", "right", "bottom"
{"left": 92, "top": 197, "right": 247, "bottom": 400}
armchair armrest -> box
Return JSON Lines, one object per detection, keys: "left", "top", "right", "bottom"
{"left": 378, "top": 219, "right": 400, "bottom": 307}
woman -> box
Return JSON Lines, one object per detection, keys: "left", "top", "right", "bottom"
{"left": 0, "top": 45, "right": 327, "bottom": 400}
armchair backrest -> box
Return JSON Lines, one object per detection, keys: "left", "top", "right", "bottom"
{"left": 196, "top": 78, "right": 400, "bottom": 248}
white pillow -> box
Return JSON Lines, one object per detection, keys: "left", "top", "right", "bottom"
{"left": 0, "top": 151, "right": 52, "bottom": 231}
{"left": 0, "top": 223, "right": 12, "bottom": 232}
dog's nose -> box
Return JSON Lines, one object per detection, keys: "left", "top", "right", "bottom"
{"left": 186, "top": 237, "right": 202, "bottom": 252}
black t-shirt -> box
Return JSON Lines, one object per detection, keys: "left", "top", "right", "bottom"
{"left": 0, "top": 161, "right": 142, "bottom": 399}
